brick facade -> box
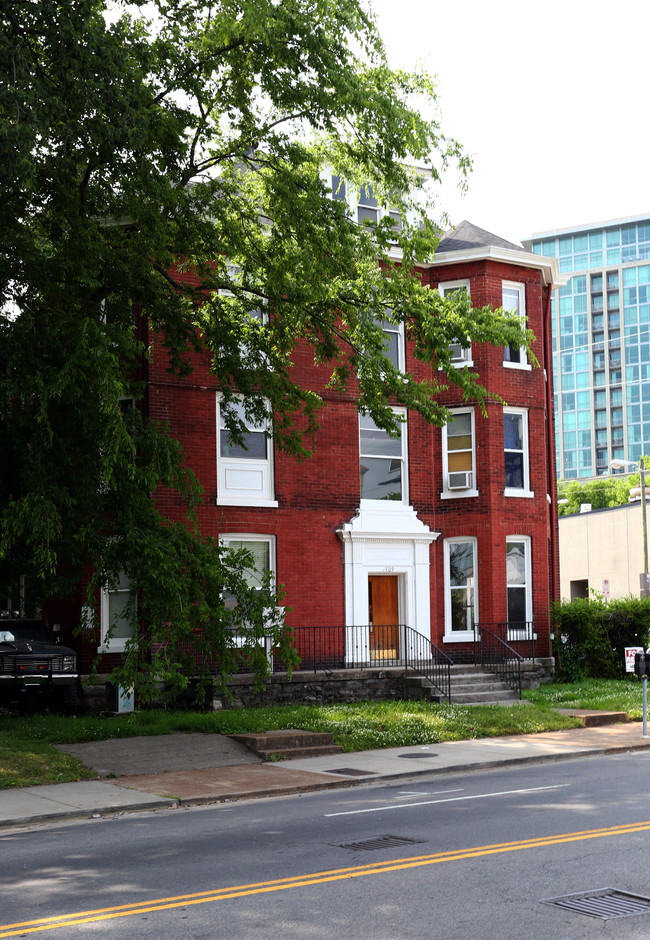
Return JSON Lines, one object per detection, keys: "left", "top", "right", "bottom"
{"left": 56, "top": 223, "right": 562, "bottom": 674}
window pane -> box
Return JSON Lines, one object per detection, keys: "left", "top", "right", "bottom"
{"left": 506, "top": 541, "right": 525, "bottom": 583}
{"left": 108, "top": 590, "right": 132, "bottom": 640}
{"left": 449, "top": 541, "right": 474, "bottom": 584}
{"left": 220, "top": 429, "right": 266, "bottom": 459}
{"left": 359, "top": 415, "right": 402, "bottom": 457}
{"left": 380, "top": 320, "right": 400, "bottom": 369}
{"left": 448, "top": 541, "right": 475, "bottom": 631}
{"left": 502, "top": 287, "right": 520, "bottom": 313}
{"left": 505, "top": 453, "right": 524, "bottom": 488}
{"left": 360, "top": 457, "right": 402, "bottom": 500}
{"left": 220, "top": 401, "right": 268, "bottom": 459}
{"left": 507, "top": 587, "right": 527, "bottom": 623}
{"left": 504, "top": 413, "right": 523, "bottom": 450}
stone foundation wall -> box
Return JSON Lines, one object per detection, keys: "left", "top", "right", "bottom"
{"left": 82, "top": 657, "right": 554, "bottom": 710}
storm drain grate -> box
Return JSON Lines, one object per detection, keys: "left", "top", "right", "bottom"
{"left": 325, "top": 767, "right": 376, "bottom": 776}
{"left": 541, "top": 888, "right": 650, "bottom": 920}
{"left": 338, "top": 835, "right": 426, "bottom": 852}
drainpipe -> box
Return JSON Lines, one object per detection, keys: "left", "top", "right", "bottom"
{"left": 543, "top": 284, "right": 559, "bottom": 612}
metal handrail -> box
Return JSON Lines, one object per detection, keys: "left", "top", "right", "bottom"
{"left": 403, "top": 626, "right": 453, "bottom": 703}
{"left": 473, "top": 625, "right": 522, "bottom": 698}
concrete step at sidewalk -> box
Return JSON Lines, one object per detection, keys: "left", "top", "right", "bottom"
{"left": 229, "top": 729, "right": 344, "bottom": 761}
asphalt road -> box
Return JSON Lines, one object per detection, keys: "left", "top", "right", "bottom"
{"left": 4, "top": 753, "right": 650, "bottom": 938}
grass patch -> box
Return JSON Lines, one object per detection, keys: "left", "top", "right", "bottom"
{"left": 0, "top": 700, "right": 585, "bottom": 789}
{"left": 523, "top": 678, "right": 646, "bottom": 719}
{"left": 6, "top": 681, "right": 645, "bottom": 790}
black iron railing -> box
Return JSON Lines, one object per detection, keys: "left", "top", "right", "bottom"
{"left": 473, "top": 624, "right": 523, "bottom": 698}
{"left": 474, "top": 621, "right": 536, "bottom": 664}
{"left": 403, "top": 626, "right": 453, "bottom": 703}
{"left": 224, "top": 623, "right": 452, "bottom": 701}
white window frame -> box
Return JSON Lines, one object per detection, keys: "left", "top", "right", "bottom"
{"left": 219, "top": 534, "right": 279, "bottom": 652}
{"left": 504, "top": 407, "right": 533, "bottom": 497}
{"left": 441, "top": 407, "right": 478, "bottom": 499}
{"left": 502, "top": 281, "right": 530, "bottom": 370}
{"left": 357, "top": 183, "right": 379, "bottom": 225}
{"left": 506, "top": 536, "right": 533, "bottom": 636}
{"left": 379, "top": 317, "right": 405, "bottom": 371}
{"left": 437, "top": 279, "right": 472, "bottom": 367}
{"left": 220, "top": 534, "right": 276, "bottom": 597}
{"left": 99, "top": 571, "right": 134, "bottom": 653}
{"left": 359, "top": 408, "right": 408, "bottom": 506}
{"left": 219, "top": 263, "right": 267, "bottom": 324}
{"left": 443, "top": 537, "right": 478, "bottom": 642}
{"left": 216, "top": 395, "right": 277, "bottom": 507}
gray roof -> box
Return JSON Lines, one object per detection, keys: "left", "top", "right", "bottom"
{"left": 436, "top": 220, "right": 523, "bottom": 254}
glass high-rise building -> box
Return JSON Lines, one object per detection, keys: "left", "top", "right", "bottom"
{"left": 522, "top": 215, "right": 650, "bottom": 480}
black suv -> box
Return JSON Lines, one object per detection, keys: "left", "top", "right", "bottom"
{"left": 0, "top": 620, "right": 80, "bottom": 714}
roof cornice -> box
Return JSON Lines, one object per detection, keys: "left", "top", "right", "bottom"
{"left": 421, "top": 244, "right": 567, "bottom": 288}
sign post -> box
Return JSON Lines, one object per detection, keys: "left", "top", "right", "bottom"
{"left": 634, "top": 650, "right": 650, "bottom": 738}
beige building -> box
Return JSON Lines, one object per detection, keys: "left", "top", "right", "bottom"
{"left": 559, "top": 500, "right": 649, "bottom": 600}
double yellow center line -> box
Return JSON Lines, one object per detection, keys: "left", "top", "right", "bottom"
{"left": 3, "top": 819, "right": 650, "bottom": 937}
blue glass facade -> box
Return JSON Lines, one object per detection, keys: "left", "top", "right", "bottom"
{"left": 523, "top": 216, "right": 650, "bottom": 479}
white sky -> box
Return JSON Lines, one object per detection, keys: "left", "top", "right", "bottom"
{"left": 370, "top": 0, "right": 650, "bottom": 245}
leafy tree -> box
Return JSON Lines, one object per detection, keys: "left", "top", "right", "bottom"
{"left": 0, "top": 0, "right": 531, "bottom": 699}
{"left": 557, "top": 464, "right": 650, "bottom": 516}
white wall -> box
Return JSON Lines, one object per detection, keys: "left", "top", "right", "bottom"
{"left": 559, "top": 501, "right": 649, "bottom": 600}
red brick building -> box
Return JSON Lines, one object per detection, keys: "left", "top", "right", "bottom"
{"left": 89, "top": 220, "right": 561, "bottom": 677}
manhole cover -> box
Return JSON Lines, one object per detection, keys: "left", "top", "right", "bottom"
{"left": 541, "top": 889, "right": 650, "bottom": 920}
{"left": 338, "top": 834, "right": 426, "bottom": 852}
{"left": 326, "top": 767, "right": 376, "bottom": 776}
{"left": 398, "top": 752, "right": 438, "bottom": 759}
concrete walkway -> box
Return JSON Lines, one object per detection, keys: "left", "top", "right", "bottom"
{"left": 3, "top": 716, "right": 650, "bottom": 829}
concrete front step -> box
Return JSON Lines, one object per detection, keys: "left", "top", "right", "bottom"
{"left": 406, "top": 670, "right": 520, "bottom": 705}
{"left": 451, "top": 690, "right": 520, "bottom": 704}
{"left": 229, "top": 729, "right": 344, "bottom": 762}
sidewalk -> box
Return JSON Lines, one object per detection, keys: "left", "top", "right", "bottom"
{"left": 3, "top": 714, "right": 650, "bottom": 829}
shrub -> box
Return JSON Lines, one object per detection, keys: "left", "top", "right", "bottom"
{"left": 553, "top": 595, "right": 650, "bottom": 680}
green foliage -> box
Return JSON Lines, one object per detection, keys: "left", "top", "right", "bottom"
{"left": 0, "top": 0, "right": 532, "bottom": 698}
{"left": 552, "top": 595, "right": 650, "bottom": 680}
{"left": 557, "top": 475, "right": 635, "bottom": 515}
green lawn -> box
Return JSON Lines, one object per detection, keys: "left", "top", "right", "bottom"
{"left": 1, "top": 679, "right": 645, "bottom": 790}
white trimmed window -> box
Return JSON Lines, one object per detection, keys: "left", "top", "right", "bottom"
{"left": 444, "top": 538, "right": 477, "bottom": 640}
{"left": 357, "top": 183, "right": 379, "bottom": 225}
{"left": 100, "top": 571, "right": 134, "bottom": 653}
{"left": 220, "top": 535, "right": 276, "bottom": 610}
{"left": 506, "top": 537, "right": 532, "bottom": 628}
{"left": 504, "top": 407, "right": 532, "bottom": 497}
{"left": 438, "top": 279, "right": 472, "bottom": 366}
{"left": 441, "top": 408, "right": 477, "bottom": 497}
{"left": 359, "top": 410, "right": 407, "bottom": 504}
{"left": 217, "top": 397, "right": 276, "bottom": 506}
{"left": 380, "top": 317, "right": 405, "bottom": 371}
{"left": 219, "top": 263, "right": 266, "bottom": 323}
{"left": 502, "top": 281, "right": 528, "bottom": 368}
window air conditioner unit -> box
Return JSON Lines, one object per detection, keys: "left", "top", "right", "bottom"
{"left": 448, "top": 470, "right": 473, "bottom": 491}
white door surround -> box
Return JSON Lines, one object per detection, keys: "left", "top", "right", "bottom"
{"left": 337, "top": 503, "right": 439, "bottom": 664}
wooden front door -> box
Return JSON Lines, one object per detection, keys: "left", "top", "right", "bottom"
{"left": 368, "top": 575, "right": 399, "bottom": 659}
